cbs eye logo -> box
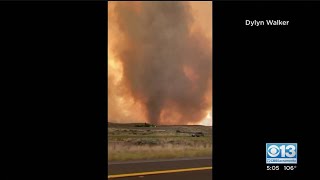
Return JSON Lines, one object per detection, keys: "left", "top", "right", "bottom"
{"left": 266, "top": 143, "right": 297, "bottom": 164}
{"left": 267, "top": 145, "right": 280, "bottom": 157}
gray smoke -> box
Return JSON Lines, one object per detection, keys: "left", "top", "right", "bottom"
{"left": 112, "top": 2, "right": 212, "bottom": 125}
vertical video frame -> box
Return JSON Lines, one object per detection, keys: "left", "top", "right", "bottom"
{"left": 108, "top": 1, "right": 212, "bottom": 179}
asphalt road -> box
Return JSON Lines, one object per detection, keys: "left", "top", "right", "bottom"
{"left": 108, "top": 157, "right": 212, "bottom": 180}
{"left": 117, "top": 169, "right": 212, "bottom": 180}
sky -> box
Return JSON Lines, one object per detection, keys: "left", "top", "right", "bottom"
{"left": 108, "top": 1, "right": 212, "bottom": 126}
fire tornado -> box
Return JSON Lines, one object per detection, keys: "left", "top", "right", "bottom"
{"left": 108, "top": 1, "right": 212, "bottom": 125}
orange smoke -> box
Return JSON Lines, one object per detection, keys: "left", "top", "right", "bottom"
{"left": 108, "top": 1, "right": 212, "bottom": 125}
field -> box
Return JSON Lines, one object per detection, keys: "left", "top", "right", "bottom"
{"left": 108, "top": 122, "right": 212, "bottom": 162}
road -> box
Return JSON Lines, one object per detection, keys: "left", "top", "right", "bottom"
{"left": 108, "top": 157, "right": 212, "bottom": 179}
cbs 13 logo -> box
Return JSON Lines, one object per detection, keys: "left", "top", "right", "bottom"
{"left": 266, "top": 143, "right": 297, "bottom": 164}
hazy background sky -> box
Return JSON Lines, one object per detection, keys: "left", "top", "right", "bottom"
{"left": 108, "top": 1, "right": 212, "bottom": 126}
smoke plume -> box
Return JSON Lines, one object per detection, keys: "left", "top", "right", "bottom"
{"left": 108, "top": 1, "right": 212, "bottom": 125}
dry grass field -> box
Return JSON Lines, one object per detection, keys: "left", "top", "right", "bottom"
{"left": 108, "top": 122, "right": 212, "bottom": 162}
